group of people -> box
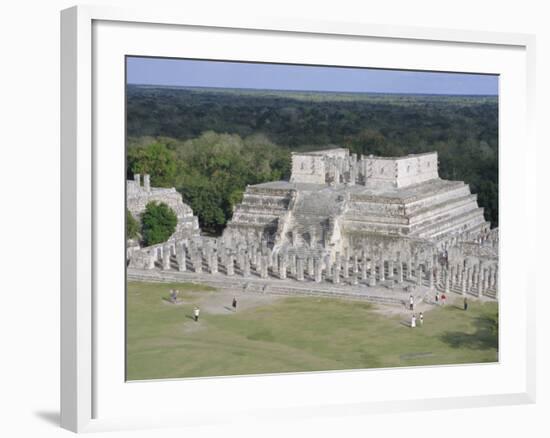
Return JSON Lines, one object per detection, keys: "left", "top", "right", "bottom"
{"left": 410, "top": 312, "right": 423, "bottom": 328}
{"left": 191, "top": 296, "right": 238, "bottom": 322}
{"left": 434, "top": 291, "right": 447, "bottom": 306}
{"left": 408, "top": 289, "right": 470, "bottom": 328}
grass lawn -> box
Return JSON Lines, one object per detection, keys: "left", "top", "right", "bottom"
{"left": 126, "top": 281, "right": 498, "bottom": 380}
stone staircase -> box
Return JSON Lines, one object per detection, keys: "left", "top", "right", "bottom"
{"left": 285, "top": 188, "right": 343, "bottom": 248}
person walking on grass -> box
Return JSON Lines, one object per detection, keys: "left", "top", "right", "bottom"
{"left": 193, "top": 306, "right": 200, "bottom": 322}
{"left": 419, "top": 312, "right": 424, "bottom": 326}
{"left": 232, "top": 296, "right": 237, "bottom": 312}
{"left": 441, "top": 293, "right": 447, "bottom": 306}
{"left": 409, "top": 294, "right": 414, "bottom": 311}
{"left": 411, "top": 313, "right": 416, "bottom": 328}
{"left": 463, "top": 296, "right": 468, "bottom": 311}
{"left": 435, "top": 290, "right": 439, "bottom": 305}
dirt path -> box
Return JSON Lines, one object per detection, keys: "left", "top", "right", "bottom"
{"left": 185, "top": 289, "right": 283, "bottom": 315}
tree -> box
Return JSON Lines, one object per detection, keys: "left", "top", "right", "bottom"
{"left": 126, "top": 209, "right": 139, "bottom": 240}
{"left": 127, "top": 142, "right": 177, "bottom": 187}
{"left": 141, "top": 202, "right": 177, "bottom": 246}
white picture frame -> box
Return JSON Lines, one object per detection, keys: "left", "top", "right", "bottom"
{"left": 60, "top": 4, "right": 537, "bottom": 433}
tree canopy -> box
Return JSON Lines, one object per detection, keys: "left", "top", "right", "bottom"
{"left": 141, "top": 202, "right": 178, "bottom": 246}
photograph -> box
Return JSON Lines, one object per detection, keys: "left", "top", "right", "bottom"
{"left": 125, "top": 57, "right": 499, "bottom": 381}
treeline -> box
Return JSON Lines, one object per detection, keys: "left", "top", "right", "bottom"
{"left": 126, "top": 85, "right": 498, "bottom": 230}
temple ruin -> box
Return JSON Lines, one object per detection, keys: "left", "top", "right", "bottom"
{"left": 127, "top": 149, "right": 498, "bottom": 304}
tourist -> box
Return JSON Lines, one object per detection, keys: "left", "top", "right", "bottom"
{"left": 464, "top": 296, "right": 468, "bottom": 311}
{"left": 409, "top": 294, "right": 414, "bottom": 310}
{"left": 232, "top": 296, "right": 237, "bottom": 312}
{"left": 411, "top": 314, "right": 416, "bottom": 328}
{"left": 441, "top": 293, "right": 447, "bottom": 305}
{"left": 435, "top": 291, "right": 439, "bottom": 304}
{"left": 194, "top": 306, "right": 200, "bottom": 322}
{"left": 419, "top": 312, "right": 424, "bottom": 326}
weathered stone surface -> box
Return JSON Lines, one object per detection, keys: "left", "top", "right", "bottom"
{"left": 127, "top": 174, "right": 200, "bottom": 242}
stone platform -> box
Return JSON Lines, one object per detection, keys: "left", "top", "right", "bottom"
{"left": 128, "top": 267, "right": 434, "bottom": 307}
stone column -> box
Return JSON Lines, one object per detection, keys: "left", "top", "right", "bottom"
{"left": 211, "top": 252, "right": 218, "bottom": 274}
{"left": 477, "top": 268, "right": 483, "bottom": 297}
{"left": 324, "top": 254, "right": 332, "bottom": 279}
{"left": 333, "top": 264, "right": 340, "bottom": 284}
{"left": 397, "top": 260, "right": 404, "bottom": 284}
{"left": 194, "top": 253, "right": 202, "bottom": 274}
{"left": 226, "top": 254, "right": 235, "bottom": 276}
{"left": 361, "top": 256, "right": 368, "bottom": 281}
{"left": 351, "top": 272, "right": 358, "bottom": 285}
{"left": 143, "top": 174, "right": 151, "bottom": 192}
{"left": 406, "top": 258, "right": 413, "bottom": 280}
{"left": 428, "top": 263, "right": 434, "bottom": 289}
{"left": 314, "top": 258, "right": 322, "bottom": 283}
{"left": 279, "top": 257, "right": 287, "bottom": 279}
{"left": 296, "top": 258, "right": 304, "bottom": 281}
{"left": 147, "top": 250, "right": 156, "bottom": 270}
{"left": 255, "top": 252, "right": 262, "bottom": 276}
{"left": 177, "top": 244, "right": 186, "bottom": 272}
{"left": 444, "top": 268, "right": 450, "bottom": 294}
{"left": 162, "top": 245, "right": 171, "bottom": 270}
{"left": 335, "top": 252, "right": 341, "bottom": 273}
{"left": 487, "top": 266, "right": 494, "bottom": 289}
{"left": 308, "top": 256, "right": 315, "bottom": 279}
{"left": 243, "top": 253, "right": 251, "bottom": 277}
{"left": 466, "top": 267, "right": 472, "bottom": 292}
{"left": 290, "top": 254, "right": 297, "bottom": 277}
{"left": 493, "top": 266, "right": 499, "bottom": 299}
{"left": 483, "top": 268, "right": 490, "bottom": 291}
{"left": 388, "top": 259, "right": 394, "bottom": 279}
{"left": 369, "top": 262, "right": 376, "bottom": 287}
{"left": 343, "top": 257, "right": 349, "bottom": 279}
{"left": 449, "top": 266, "right": 455, "bottom": 290}
{"left": 272, "top": 252, "right": 279, "bottom": 274}
{"left": 416, "top": 265, "right": 423, "bottom": 286}
{"left": 461, "top": 268, "right": 467, "bottom": 295}
{"left": 379, "top": 257, "right": 385, "bottom": 282}
{"left": 260, "top": 255, "right": 269, "bottom": 279}
{"left": 353, "top": 254, "right": 359, "bottom": 274}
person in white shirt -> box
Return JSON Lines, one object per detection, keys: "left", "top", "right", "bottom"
{"left": 411, "top": 314, "right": 416, "bottom": 328}
{"left": 409, "top": 294, "right": 414, "bottom": 310}
{"left": 193, "top": 306, "right": 200, "bottom": 322}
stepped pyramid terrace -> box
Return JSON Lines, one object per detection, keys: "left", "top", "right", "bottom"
{"left": 224, "top": 148, "right": 489, "bottom": 256}
{"left": 127, "top": 148, "right": 498, "bottom": 305}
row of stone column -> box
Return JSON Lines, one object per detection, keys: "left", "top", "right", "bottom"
{"left": 147, "top": 240, "right": 498, "bottom": 298}
{"left": 437, "top": 263, "right": 498, "bottom": 297}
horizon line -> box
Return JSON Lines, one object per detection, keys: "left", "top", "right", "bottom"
{"left": 126, "top": 83, "right": 498, "bottom": 97}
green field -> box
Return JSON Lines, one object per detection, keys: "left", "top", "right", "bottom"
{"left": 126, "top": 281, "right": 498, "bottom": 380}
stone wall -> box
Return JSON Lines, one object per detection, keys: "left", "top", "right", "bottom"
{"left": 127, "top": 174, "right": 200, "bottom": 242}
{"left": 362, "top": 152, "right": 438, "bottom": 189}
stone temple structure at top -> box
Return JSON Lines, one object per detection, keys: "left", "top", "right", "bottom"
{"left": 223, "top": 148, "right": 490, "bottom": 257}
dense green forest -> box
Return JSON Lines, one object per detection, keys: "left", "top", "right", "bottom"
{"left": 126, "top": 85, "right": 498, "bottom": 234}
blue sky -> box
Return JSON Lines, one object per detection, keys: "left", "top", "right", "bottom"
{"left": 126, "top": 57, "right": 498, "bottom": 96}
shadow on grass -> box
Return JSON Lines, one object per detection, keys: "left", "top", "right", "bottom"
{"left": 439, "top": 315, "right": 498, "bottom": 350}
